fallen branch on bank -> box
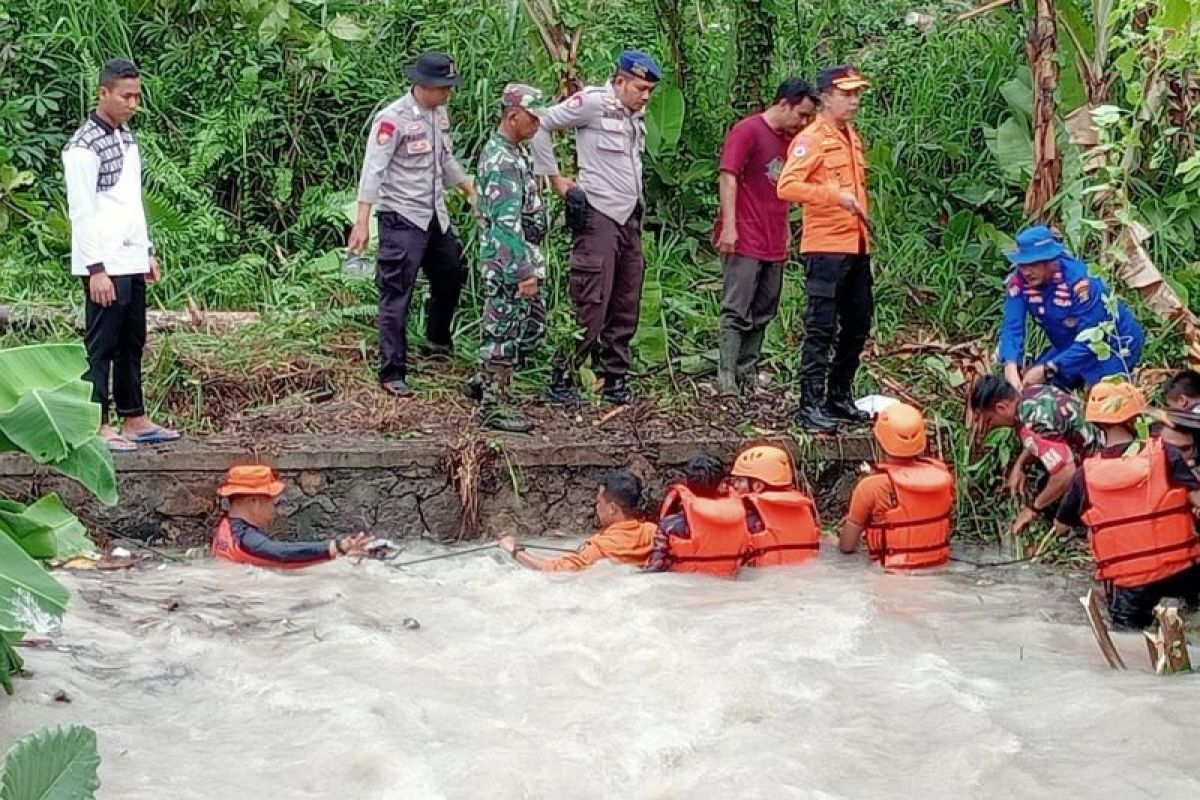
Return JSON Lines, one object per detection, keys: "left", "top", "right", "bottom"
{"left": 0, "top": 305, "right": 261, "bottom": 333}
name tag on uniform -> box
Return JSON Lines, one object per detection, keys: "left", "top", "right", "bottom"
{"left": 407, "top": 136, "right": 431, "bottom": 154}
{"left": 600, "top": 118, "right": 626, "bottom": 133}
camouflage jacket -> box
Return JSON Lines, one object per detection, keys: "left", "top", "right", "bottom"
{"left": 477, "top": 132, "right": 547, "bottom": 283}
{"left": 1016, "top": 384, "right": 1100, "bottom": 463}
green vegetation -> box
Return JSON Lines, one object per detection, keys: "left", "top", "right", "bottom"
{"left": 0, "top": 0, "right": 1196, "bottom": 541}
{"left": 0, "top": 724, "right": 101, "bottom": 800}
{"left": 0, "top": 344, "right": 110, "bottom": 694}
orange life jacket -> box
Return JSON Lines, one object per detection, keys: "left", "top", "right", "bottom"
{"left": 865, "top": 458, "right": 954, "bottom": 569}
{"left": 659, "top": 486, "right": 750, "bottom": 578}
{"left": 1081, "top": 438, "right": 1200, "bottom": 588}
{"left": 744, "top": 490, "right": 820, "bottom": 567}
{"left": 211, "top": 517, "right": 326, "bottom": 570}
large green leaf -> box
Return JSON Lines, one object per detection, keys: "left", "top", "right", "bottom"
{"left": 48, "top": 438, "right": 117, "bottom": 507}
{"left": 0, "top": 495, "right": 93, "bottom": 562}
{"left": 984, "top": 117, "right": 1032, "bottom": 184}
{"left": 0, "top": 384, "right": 99, "bottom": 464}
{"left": 0, "top": 633, "right": 23, "bottom": 696}
{"left": 0, "top": 345, "right": 89, "bottom": 409}
{"left": 0, "top": 531, "right": 68, "bottom": 633}
{"left": 0, "top": 725, "right": 101, "bottom": 800}
{"left": 644, "top": 83, "right": 685, "bottom": 157}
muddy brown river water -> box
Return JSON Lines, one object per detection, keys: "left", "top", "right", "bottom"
{"left": 2, "top": 547, "right": 1197, "bottom": 799}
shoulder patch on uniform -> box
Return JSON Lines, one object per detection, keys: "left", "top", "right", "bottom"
{"left": 568, "top": 93, "right": 584, "bottom": 108}
{"left": 791, "top": 142, "right": 808, "bottom": 159}
{"left": 1073, "top": 278, "right": 1090, "bottom": 302}
{"left": 376, "top": 120, "right": 396, "bottom": 145}
{"left": 1007, "top": 279, "right": 1021, "bottom": 297}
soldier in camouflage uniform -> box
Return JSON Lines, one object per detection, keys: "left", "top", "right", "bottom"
{"left": 469, "top": 84, "right": 550, "bottom": 432}
{"left": 968, "top": 375, "right": 1101, "bottom": 536}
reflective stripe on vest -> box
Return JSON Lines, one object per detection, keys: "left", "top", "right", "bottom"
{"left": 1081, "top": 438, "right": 1200, "bottom": 587}
{"left": 865, "top": 458, "right": 954, "bottom": 569}
{"left": 744, "top": 490, "right": 821, "bottom": 568}
{"left": 659, "top": 486, "right": 750, "bottom": 577}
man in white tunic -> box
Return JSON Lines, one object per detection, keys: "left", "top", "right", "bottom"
{"left": 63, "top": 58, "right": 179, "bottom": 451}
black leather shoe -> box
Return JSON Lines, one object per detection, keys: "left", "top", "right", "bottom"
{"left": 826, "top": 395, "right": 870, "bottom": 425}
{"left": 795, "top": 401, "right": 838, "bottom": 433}
{"left": 461, "top": 373, "right": 484, "bottom": 402}
{"left": 601, "top": 375, "right": 633, "bottom": 405}
{"left": 538, "top": 368, "right": 583, "bottom": 405}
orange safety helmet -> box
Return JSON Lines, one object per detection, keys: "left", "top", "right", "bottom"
{"left": 731, "top": 446, "right": 795, "bottom": 488}
{"left": 1085, "top": 380, "right": 1146, "bottom": 425}
{"left": 218, "top": 465, "right": 286, "bottom": 498}
{"left": 873, "top": 403, "right": 927, "bottom": 457}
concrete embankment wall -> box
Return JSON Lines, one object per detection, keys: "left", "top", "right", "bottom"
{"left": 0, "top": 434, "right": 877, "bottom": 545}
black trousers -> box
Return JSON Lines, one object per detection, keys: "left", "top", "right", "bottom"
{"left": 82, "top": 274, "right": 147, "bottom": 422}
{"left": 1108, "top": 562, "right": 1200, "bottom": 630}
{"left": 375, "top": 212, "right": 464, "bottom": 382}
{"left": 566, "top": 205, "right": 645, "bottom": 376}
{"left": 798, "top": 252, "right": 873, "bottom": 398}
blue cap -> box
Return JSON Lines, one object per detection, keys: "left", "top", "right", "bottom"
{"left": 1005, "top": 224, "right": 1066, "bottom": 265}
{"left": 617, "top": 50, "right": 662, "bottom": 82}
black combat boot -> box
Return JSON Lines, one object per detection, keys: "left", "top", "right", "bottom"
{"left": 461, "top": 372, "right": 485, "bottom": 402}
{"left": 479, "top": 365, "right": 532, "bottom": 433}
{"left": 826, "top": 391, "right": 870, "bottom": 425}
{"left": 538, "top": 366, "right": 583, "bottom": 405}
{"left": 601, "top": 374, "right": 633, "bottom": 405}
{"left": 795, "top": 382, "right": 838, "bottom": 433}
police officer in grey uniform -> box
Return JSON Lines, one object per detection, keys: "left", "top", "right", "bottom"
{"left": 348, "top": 51, "right": 477, "bottom": 397}
{"left": 531, "top": 50, "right": 661, "bottom": 405}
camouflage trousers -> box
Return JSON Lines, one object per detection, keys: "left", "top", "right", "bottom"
{"left": 479, "top": 269, "right": 546, "bottom": 366}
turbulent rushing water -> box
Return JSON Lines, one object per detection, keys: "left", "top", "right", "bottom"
{"left": 3, "top": 545, "right": 1199, "bottom": 800}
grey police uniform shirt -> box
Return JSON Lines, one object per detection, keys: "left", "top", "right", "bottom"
{"left": 356, "top": 91, "right": 468, "bottom": 232}
{"left": 530, "top": 83, "right": 645, "bottom": 226}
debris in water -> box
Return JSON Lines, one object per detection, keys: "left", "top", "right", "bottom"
{"left": 52, "top": 689, "right": 71, "bottom": 704}
{"left": 402, "top": 617, "right": 421, "bottom": 630}
{"left": 111, "top": 547, "right": 132, "bottom": 559}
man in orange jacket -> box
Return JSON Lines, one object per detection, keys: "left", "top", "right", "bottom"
{"left": 777, "top": 65, "right": 873, "bottom": 433}
{"left": 498, "top": 470, "right": 656, "bottom": 571}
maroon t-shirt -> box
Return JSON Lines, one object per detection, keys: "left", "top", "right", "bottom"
{"left": 713, "top": 113, "right": 793, "bottom": 262}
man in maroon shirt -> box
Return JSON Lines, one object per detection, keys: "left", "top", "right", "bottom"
{"left": 714, "top": 78, "right": 819, "bottom": 395}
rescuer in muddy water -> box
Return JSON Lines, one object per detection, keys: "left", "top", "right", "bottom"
{"left": 1054, "top": 381, "right": 1200, "bottom": 630}
{"left": 837, "top": 403, "right": 954, "bottom": 569}
{"left": 498, "top": 470, "right": 656, "bottom": 571}
{"left": 212, "top": 465, "right": 374, "bottom": 568}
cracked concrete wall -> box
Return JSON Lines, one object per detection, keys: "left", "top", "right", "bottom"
{"left": 0, "top": 456, "right": 860, "bottom": 547}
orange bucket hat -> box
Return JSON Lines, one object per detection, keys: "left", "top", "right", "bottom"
{"left": 217, "top": 465, "right": 286, "bottom": 498}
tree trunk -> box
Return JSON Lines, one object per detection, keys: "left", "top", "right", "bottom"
{"left": 730, "top": 0, "right": 775, "bottom": 115}
{"left": 653, "top": 0, "right": 689, "bottom": 95}
{"left": 1023, "top": 0, "right": 1060, "bottom": 221}
{"left": 518, "top": 0, "right": 582, "bottom": 99}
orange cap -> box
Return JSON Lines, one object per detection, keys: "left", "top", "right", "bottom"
{"left": 874, "top": 403, "right": 927, "bottom": 457}
{"left": 730, "top": 446, "right": 795, "bottom": 488}
{"left": 217, "top": 465, "right": 286, "bottom": 498}
{"left": 1086, "top": 380, "right": 1146, "bottom": 424}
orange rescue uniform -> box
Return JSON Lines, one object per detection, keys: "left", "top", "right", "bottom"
{"left": 776, "top": 114, "right": 870, "bottom": 255}
{"left": 539, "top": 519, "right": 657, "bottom": 572}
{"left": 848, "top": 458, "right": 954, "bottom": 569}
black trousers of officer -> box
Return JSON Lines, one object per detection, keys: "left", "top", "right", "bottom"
{"left": 375, "top": 211, "right": 464, "bottom": 383}
{"left": 798, "top": 249, "right": 873, "bottom": 400}
{"left": 82, "top": 274, "right": 147, "bottom": 422}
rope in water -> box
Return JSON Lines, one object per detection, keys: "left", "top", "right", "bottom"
{"left": 385, "top": 542, "right": 579, "bottom": 568}
{"left": 949, "top": 555, "right": 1034, "bottom": 568}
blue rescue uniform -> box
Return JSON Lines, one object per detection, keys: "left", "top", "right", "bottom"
{"left": 999, "top": 255, "right": 1144, "bottom": 391}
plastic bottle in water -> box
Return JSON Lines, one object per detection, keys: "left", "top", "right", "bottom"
{"left": 343, "top": 253, "right": 376, "bottom": 279}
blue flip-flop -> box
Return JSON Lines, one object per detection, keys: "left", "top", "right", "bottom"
{"left": 124, "top": 425, "right": 181, "bottom": 444}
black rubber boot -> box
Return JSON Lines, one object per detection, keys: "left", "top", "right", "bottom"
{"left": 717, "top": 328, "right": 743, "bottom": 396}
{"left": 601, "top": 374, "right": 633, "bottom": 405}
{"left": 538, "top": 366, "right": 583, "bottom": 405}
{"left": 736, "top": 328, "right": 765, "bottom": 394}
{"left": 826, "top": 393, "right": 870, "bottom": 425}
{"left": 795, "top": 383, "right": 838, "bottom": 433}
{"left": 462, "top": 372, "right": 485, "bottom": 402}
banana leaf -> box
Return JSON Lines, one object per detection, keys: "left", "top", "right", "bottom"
{"left": 0, "top": 344, "right": 90, "bottom": 408}
{"left": 0, "top": 495, "right": 93, "bottom": 561}
{"left": 49, "top": 438, "right": 118, "bottom": 507}
{"left": 0, "top": 381, "right": 99, "bottom": 463}
{"left": 0, "top": 725, "right": 101, "bottom": 800}
{"left": 0, "top": 531, "right": 68, "bottom": 633}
